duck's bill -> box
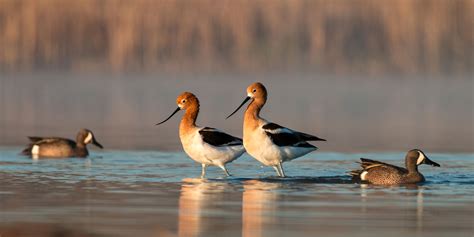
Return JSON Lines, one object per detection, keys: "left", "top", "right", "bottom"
{"left": 423, "top": 157, "right": 440, "bottom": 167}
{"left": 156, "top": 107, "right": 181, "bottom": 125}
{"left": 226, "top": 96, "right": 251, "bottom": 119}
{"left": 92, "top": 138, "right": 104, "bottom": 149}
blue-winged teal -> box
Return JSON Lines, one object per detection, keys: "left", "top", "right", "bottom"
{"left": 21, "top": 128, "right": 103, "bottom": 159}
{"left": 350, "top": 149, "right": 440, "bottom": 185}
{"left": 156, "top": 92, "right": 245, "bottom": 178}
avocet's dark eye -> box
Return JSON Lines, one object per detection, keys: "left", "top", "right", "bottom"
{"left": 252, "top": 89, "right": 257, "bottom": 93}
{"left": 182, "top": 99, "right": 186, "bottom": 103}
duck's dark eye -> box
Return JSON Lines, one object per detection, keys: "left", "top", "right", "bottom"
{"left": 252, "top": 89, "right": 257, "bottom": 93}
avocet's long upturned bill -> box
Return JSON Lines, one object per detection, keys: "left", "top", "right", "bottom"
{"left": 226, "top": 82, "right": 326, "bottom": 177}
{"left": 156, "top": 92, "right": 245, "bottom": 178}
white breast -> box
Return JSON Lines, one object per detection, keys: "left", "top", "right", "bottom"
{"left": 244, "top": 122, "right": 316, "bottom": 166}
{"left": 181, "top": 128, "right": 244, "bottom": 166}
{"left": 244, "top": 125, "right": 283, "bottom": 166}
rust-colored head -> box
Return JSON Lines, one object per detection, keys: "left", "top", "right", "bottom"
{"left": 176, "top": 92, "right": 200, "bottom": 110}
{"left": 156, "top": 92, "right": 200, "bottom": 125}
{"left": 246, "top": 82, "right": 267, "bottom": 100}
{"left": 226, "top": 82, "right": 267, "bottom": 119}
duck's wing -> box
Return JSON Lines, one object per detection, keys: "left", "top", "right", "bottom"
{"left": 199, "top": 127, "right": 243, "bottom": 147}
{"left": 349, "top": 158, "right": 406, "bottom": 180}
{"left": 359, "top": 158, "right": 406, "bottom": 173}
{"left": 34, "top": 137, "right": 74, "bottom": 145}
{"left": 28, "top": 136, "right": 45, "bottom": 142}
{"left": 21, "top": 137, "right": 76, "bottom": 156}
{"left": 20, "top": 136, "right": 46, "bottom": 156}
{"left": 262, "top": 122, "right": 324, "bottom": 148}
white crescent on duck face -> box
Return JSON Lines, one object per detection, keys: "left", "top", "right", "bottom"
{"left": 84, "top": 132, "right": 93, "bottom": 144}
{"left": 229, "top": 82, "right": 326, "bottom": 177}
{"left": 158, "top": 92, "right": 245, "bottom": 178}
{"left": 416, "top": 150, "right": 426, "bottom": 165}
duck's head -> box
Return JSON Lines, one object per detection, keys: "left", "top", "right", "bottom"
{"left": 406, "top": 149, "right": 440, "bottom": 168}
{"left": 227, "top": 82, "right": 267, "bottom": 119}
{"left": 156, "top": 92, "right": 199, "bottom": 125}
{"left": 77, "top": 129, "right": 103, "bottom": 148}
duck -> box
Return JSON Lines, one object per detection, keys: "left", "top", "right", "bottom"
{"left": 156, "top": 92, "right": 245, "bottom": 178}
{"left": 226, "top": 82, "right": 326, "bottom": 177}
{"left": 21, "top": 128, "right": 103, "bottom": 159}
{"left": 349, "top": 149, "right": 440, "bottom": 185}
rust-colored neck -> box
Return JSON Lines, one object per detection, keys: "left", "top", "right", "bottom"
{"left": 180, "top": 104, "right": 199, "bottom": 133}
{"left": 244, "top": 97, "right": 265, "bottom": 129}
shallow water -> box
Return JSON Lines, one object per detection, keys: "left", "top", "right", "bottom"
{"left": 1, "top": 147, "right": 473, "bottom": 237}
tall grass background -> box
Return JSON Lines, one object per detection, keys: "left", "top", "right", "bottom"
{"left": 0, "top": 0, "right": 472, "bottom": 75}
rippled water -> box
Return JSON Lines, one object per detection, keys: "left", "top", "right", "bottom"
{"left": 1, "top": 147, "right": 473, "bottom": 237}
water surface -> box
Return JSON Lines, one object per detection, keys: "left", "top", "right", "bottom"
{"left": 1, "top": 147, "right": 473, "bottom": 237}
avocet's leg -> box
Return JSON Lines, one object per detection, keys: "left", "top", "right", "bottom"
{"left": 201, "top": 164, "right": 208, "bottom": 178}
{"left": 218, "top": 165, "right": 231, "bottom": 177}
{"left": 273, "top": 165, "right": 282, "bottom": 177}
{"left": 276, "top": 162, "right": 286, "bottom": 178}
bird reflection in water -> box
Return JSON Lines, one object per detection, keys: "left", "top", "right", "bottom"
{"left": 177, "top": 178, "right": 233, "bottom": 237}
{"left": 242, "top": 180, "right": 281, "bottom": 237}
{"left": 358, "top": 183, "right": 425, "bottom": 234}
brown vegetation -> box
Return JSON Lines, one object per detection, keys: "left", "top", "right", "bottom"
{"left": 0, "top": 0, "right": 472, "bottom": 74}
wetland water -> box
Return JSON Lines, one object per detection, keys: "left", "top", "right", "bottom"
{"left": 1, "top": 147, "right": 473, "bottom": 237}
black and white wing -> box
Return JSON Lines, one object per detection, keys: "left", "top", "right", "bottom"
{"left": 262, "top": 122, "right": 325, "bottom": 148}
{"left": 199, "top": 127, "right": 243, "bottom": 147}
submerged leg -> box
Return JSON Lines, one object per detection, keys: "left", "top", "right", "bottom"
{"left": 276, "top": 162, "right": 286, "bottom": 178}
{"left": 218, "top": 165, "right": 231, "bottom": 177}
{"left": 201, "top": 164, "right": 208, "bottom": 178}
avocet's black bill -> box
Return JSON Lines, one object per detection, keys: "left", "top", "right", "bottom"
{"left": 226, "top": 96, "right": 251, "bottom": 119}
{"left": 156, "top": 107, "right": 181, "bottom": 125}
{"left": 423, "top": 156, "right": 440, "bottom": 167}
{"left": 92, "top": 137, "right": 103, "bottom": 149}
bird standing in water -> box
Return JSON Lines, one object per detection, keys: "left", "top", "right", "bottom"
{"left": 157, "top": 92, "right": 245, "bottom": 178}
{"left": 227, "top": 82, "right": 326, "bottom": 177}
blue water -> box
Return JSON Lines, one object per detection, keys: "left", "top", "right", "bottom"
{"left": 1, "top": 147, "right": 473, "bottom": 237}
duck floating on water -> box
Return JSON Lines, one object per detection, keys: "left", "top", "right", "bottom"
{"left": 350, "top": 149, "right": 440, "bottom": 185}
{"left": 21, "top": 128, "right": 103, "bottom": 159}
